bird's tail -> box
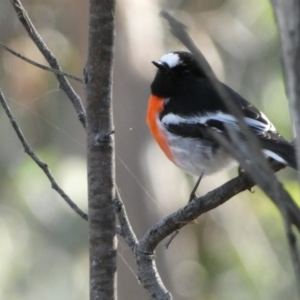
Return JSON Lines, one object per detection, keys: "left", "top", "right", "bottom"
{"left": 261, "top": 140, "right": 297, "bottom": 170}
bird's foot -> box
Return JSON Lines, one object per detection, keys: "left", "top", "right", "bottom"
{"left": 238, "top": 166, "right": 255, "bottom": 193}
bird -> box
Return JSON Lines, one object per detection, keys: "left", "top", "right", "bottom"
{"left": 146, "top": 51, "right": 296, "bottom": 198}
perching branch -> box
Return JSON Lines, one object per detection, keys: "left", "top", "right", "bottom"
{"left": 10, "top": 0, "right": 86, "bottom": 128}
{"left": 122, "top": 170, "right": 256, "bottom": 299}
{"left": 0, "top": 42, "right": 84, "bottom": 83}
{"left": 0, "top": 90, "right": 88, "bottom": 221}
{"left": 121, "top": 160, "right": 299, "bottom": 300}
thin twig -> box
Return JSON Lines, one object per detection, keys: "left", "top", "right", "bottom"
{"left": 0, "top": 42, "right": 84, "bottom": 83}
{"left": 10, "top": 0, "right": 86, "bottom": 128}
{"left": 160, "top": 11, "right": 215, "bottom": 79}
{"left": 114, "top": 189, "right": 138, "bottom": 252}
{"left": 270, "top": 3, "right": 300, "bottom": 289}
{"left": 0, "top": 90, "right": 88, "bottom": 221}
{"left": 271, "top": 0, "right": 300, "bottom": 178}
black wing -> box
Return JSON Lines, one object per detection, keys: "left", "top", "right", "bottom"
{"left": 161, "top": 81, "right": 297, "bottom": 169}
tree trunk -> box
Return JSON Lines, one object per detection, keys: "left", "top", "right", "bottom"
{"left": 85, "top": 0, "right": 117, "bottom": 299}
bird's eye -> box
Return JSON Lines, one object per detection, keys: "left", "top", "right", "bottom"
{"left": 182, "top": 69, "right": 191, "bottom": 77}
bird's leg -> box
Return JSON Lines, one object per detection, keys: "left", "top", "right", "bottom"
{"left": 189, "top": 173, "right": 204, "bottom": 202}
{"left": 165, "top": 174, "right": 204, "bottom": 249}
{"left": 165, "top": 175, "right": 204, "bottom": 249}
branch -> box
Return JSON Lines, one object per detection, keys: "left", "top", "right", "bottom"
{"left": 270, "top": 1, "right": 300, "bottom": 292}
{"left": 0, "top": 42, "right": 84, "bottom": 83}
{"left": 160, "top": 11, "right": 215, "bottom": 79}
{"left": 10, "top": 0, "right": 86, "bottom": 128}
{"left": 0, "top": 90, "right": 88, "bottom": 221}
{"left": 134, "top": 173, "right": 251, "bottom": 300}
{"left": 114, "top": 189, "right": 138, "bottom": 252}
{"left": 271, "top": 0, "right": 300, "bottom": 193}
{"left": 135, "top": 166, "right": 300, "bottom": 299}
{"left": 139, "top": 174, "right": 250, "bottom": 252}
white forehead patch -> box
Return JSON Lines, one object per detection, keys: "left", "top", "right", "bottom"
{"left": 160, "top": 52, "right": 181, "bottom": 68}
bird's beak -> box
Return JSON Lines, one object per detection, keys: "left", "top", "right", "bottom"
{"left": 152, "top": 60, "right": 169, "bottom": 72}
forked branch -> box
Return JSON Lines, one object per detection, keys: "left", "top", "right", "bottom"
{"left": 0, "top": 42, "right": 84, "bottom": 83}
{"left": 10, "top": 0, "right": 86, "bottom": 127}
{"left": 0, "top": 90, "right": 88, "bottom": 221}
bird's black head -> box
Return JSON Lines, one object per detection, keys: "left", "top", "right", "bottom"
{"left": 150, "top": 51, "right": 207, "bottom": 98}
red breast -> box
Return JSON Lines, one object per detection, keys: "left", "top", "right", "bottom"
{"left": 147, "top": 95, "right": 174, "bottom": 162}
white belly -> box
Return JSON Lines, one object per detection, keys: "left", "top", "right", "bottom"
{"left": 161, "top": 126, "right": 237, "bottom": 176}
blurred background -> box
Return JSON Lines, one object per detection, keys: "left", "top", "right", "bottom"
{"left": 0, "top": 0, "right": 299, "bottom": 299}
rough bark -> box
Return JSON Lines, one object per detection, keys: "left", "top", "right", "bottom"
{"left": 85, "top": 0, "right": 117, "bottom": 299}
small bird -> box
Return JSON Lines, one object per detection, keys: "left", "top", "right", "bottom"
{"left": 147, "top": 51, "right": 296, "bottom": 192}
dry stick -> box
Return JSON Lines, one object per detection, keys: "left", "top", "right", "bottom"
{"left": 10, "top": 0, "right": 86, "bottom": 128}
{"left": 0, "top": 42, "right": 84, "bottom": 83}
{"left": 135, "top": 174, "right": 259, "bottom": 300}
{"left": 0, "top": 90, "right": 88, "bottom": 221}
{"left": 131, "top": 161, "right": 294, "bottom": 299}
{"left": 271, "top": 0, "right": 300, "bottom": 204}
{"left": 114, "top": 189, "right": 138, "bottom": 252}
{"left": 160, "top": 11, "right": 216, "bottom": 80}
{"left": 269, "top": 1, "right": 300, "bottom": 291}
{"left": 139, "top": 175, "right": 253, "bottom": 253}
{"left": 114, "top": 188, "right": 171, "bottom": 297}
